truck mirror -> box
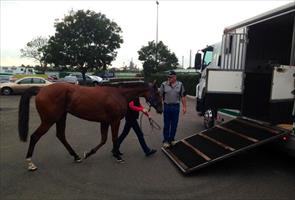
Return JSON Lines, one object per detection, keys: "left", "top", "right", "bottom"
{"left": 194, "top": 53, "right": 202, "bottom": 70}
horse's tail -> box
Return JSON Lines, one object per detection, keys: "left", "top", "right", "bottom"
{"left": 18, "top": 87, "right": 40, "bottom": 142}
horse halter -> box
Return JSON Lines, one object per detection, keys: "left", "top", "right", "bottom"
{"left": 145, "top": 86, "right": 160, "bottom": 111}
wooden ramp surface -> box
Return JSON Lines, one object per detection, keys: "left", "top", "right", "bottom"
{"left": 162, "top": 117, "right": 291, "bottom": 174}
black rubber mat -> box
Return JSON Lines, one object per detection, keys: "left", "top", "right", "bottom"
{"left": 204, "top": 127, "right": 254, "bottom": 149}
{"left": 162, "top": 117, "right": 291, "bottom": 174}
{"left": 222, "top": 120, "right": 275, "bottom": 140}
{"left": 168, "top": 141, "right": 207, "bottom": 168}
{"left": 186, "top": 135, "right": 231, "bottom": 159}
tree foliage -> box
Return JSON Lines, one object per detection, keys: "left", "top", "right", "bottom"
{"left": 42, "top": 9, "right": 123, "bottom": 73}
{"left": 20, "top": 36, "right": 48, "bottom": 67}
{"left": 138, "top": 41, "right": 178, "bottom": 77}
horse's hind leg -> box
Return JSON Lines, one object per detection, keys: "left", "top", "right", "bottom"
{"left": 25, "top": 121, "right": 54, "bottom": 171}
{"left": 110, "top": 119, "right": 123, "bottom": 162}
{"left": 56, "top": 114, "right": 82, "bottom": 162}
{"left": 84, "top": 122, "right": 109, "bottom": 159}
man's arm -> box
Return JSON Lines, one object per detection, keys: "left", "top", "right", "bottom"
{"left": 181, "top": 96, "right": 186, "bottom": 114}
{"left": 180, "top": 83, "right": 186, "bottom": 114}
{"left": 160, "top": 83, "right": 165, "bottom": 102}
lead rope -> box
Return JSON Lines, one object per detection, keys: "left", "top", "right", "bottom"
{"left": 139, "top": 105, "right": 161, "bottom": 135}
{"left": 139, "top": 105, "right": 151, "bottom": 131}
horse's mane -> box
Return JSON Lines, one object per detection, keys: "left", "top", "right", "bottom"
{"left": 101, "top": 81, "right": 148, "bottom": 88}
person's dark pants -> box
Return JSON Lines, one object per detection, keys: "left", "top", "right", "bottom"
{"left": 117, "top": 119, "right": 151, "bottom": 154}
{"left": 163, "top": 103, "right": 180, "bottom": 143}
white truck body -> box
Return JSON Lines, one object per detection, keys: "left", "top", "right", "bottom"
{"left": 206, "top": 70, "right": 243, "bottom": 93}
{"left": 195, "top": 2, "right": 294, "bottom": 126}
{"left": 0, "top": 66, "right": 35, "bottom": 75}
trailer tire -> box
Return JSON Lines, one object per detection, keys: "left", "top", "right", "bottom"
{"left": 204, "top": 109, "right": 215, "bottom": 129}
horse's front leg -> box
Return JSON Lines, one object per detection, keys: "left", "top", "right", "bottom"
{"left": 110, "top": 119, "right": 124, "bottom": 162}
{"left": 84, "top": 122, "right": 109, "bottom": 159}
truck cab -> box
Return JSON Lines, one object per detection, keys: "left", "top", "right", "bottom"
{"left": 195, "top": 43, "right": 221, "bottom": 115}
{"left": 195, "top": 42, "right": 244, "bottom": 128}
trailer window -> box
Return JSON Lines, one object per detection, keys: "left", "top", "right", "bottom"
{"left": 225, "top": 35, "right": 233, "bottom": 54}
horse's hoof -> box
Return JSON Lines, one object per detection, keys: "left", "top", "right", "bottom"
{"left": 83, "top": 152, "right": 88, "bottom": 159}
{"left": 26, "top": 158, "right": 38, "bottom": 171}
{"left": 28, "top": 164, "right": 38, "bottom": 171}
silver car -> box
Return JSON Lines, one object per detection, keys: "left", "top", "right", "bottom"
{"left": 0, "top": 76, "right": 52, "bottom": 95}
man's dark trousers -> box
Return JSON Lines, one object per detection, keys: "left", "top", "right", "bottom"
{"left": 163, "top": 103, "right": 180, "bottom": 143}
{"left": 117, "top": 120, "right": 151, "bottom": 154}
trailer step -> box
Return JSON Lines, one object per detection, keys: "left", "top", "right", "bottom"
{"left": 162, "top": 117, "right": 291, "bottom": 174}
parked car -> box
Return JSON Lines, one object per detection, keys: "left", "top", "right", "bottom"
{"left": 0, "top": 77, "right": 52, "bottom": 95}
{"left": 47, "top": 75, "right": 58, "bottom": 82}
{"left": 60, "top": 76, "right": 79, "bottom": 85}
{"left": 95, "top": 71, "right": 115, "bottom": 80}
{"left": 0, "top": 75, "right": 12, "bottom": 83}
{"left": 88, "top": 75, "right": 103, "bottom": 83}
{"left": 64, "top": 73, "right": 102, "bottom": 86}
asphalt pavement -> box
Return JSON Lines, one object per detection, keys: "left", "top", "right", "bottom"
{"left": 1, "top": 95, "right": 295, "bottom": 200}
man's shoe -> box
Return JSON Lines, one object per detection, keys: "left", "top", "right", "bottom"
{"left": 163, "top": 142, "right": 170, "bottom": 148}
{"left": 146, "top": 149, "right": 157, "bottom": 157}
{"left": 170, "top": 140, "right": 177, "bottom": 146}
{"left": 113, "top": 154, "right": 124, "bottom": 163}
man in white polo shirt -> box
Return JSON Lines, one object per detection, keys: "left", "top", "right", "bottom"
{"left": 160, "top": 70, "right": 186, "bottom": 148}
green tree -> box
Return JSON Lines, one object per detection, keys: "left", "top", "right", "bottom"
{"left": 138, "top": 41, "right": 178, "bottom": 77}
{"left": 42, "top": 9, "right": 123, "bottom": 81}
{"left": 20, "top": 36, "right": 48, "bottom": 70}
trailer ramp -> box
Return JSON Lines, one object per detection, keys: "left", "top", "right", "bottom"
{"left": 162, "top": 117, "right": 291, "bottom": 174}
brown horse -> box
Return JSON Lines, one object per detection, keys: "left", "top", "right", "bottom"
{"left": 18, "top": 81, "right": 163, "bottom": 171}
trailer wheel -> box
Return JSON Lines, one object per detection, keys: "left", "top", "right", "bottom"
{"left": 204, "top": 109, "right": 215, "bottom": 129}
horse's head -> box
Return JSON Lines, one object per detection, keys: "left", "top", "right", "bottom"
{"left": 145, "top": 81, "right": 163, "bottom": 114}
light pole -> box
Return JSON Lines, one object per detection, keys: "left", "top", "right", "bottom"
{"left": 155, "top": 0, "right": 159, "bottom": 70}
{"left": 156, "top": 0, "right": 159, "bottom": 45}
{"left": 189, "top": 49, "right": 192, "bottom": 68}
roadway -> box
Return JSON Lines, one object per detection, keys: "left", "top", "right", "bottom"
{"left": 1, "top": 95, "right": 295, "bottom": 200}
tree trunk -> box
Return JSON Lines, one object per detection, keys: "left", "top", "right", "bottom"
{"left": 81, "top": 67, "right": 87, "bottom": 86}
{"left": 40, "top": 61, "right": 47, "bottom": 74}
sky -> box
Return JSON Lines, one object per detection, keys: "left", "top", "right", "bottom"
{"left": 1, "top": 0, "right": 294, "bottom": 69}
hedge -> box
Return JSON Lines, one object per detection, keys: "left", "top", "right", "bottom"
{"left": 13, "top": 74, "right": 48, "bottom": 79}
{"left": 147, "top": 72, "right": 201, "bottom": 96}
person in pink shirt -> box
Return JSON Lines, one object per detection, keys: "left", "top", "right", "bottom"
{"left": 112, "top": 97, "right": 157, "bottom": 158}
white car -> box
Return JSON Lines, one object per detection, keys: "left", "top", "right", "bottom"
{"left": 64, "top": 73, "right": 103, "bottom": 86}
{"left": 89, "top": 75, "right": 103, "bottom": 83}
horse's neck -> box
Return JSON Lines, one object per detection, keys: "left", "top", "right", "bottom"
{"left": 119, "top": 87, "right": 148, "bottom": 102}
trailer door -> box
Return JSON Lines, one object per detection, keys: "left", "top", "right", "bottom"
{"left": 221, "top": 30, "right": 247, "bottom": 70}
{"left": 269, "top": 65, "right": 295, "bottom": 123}
{"left": 271, "top": 65, "right": 295, "bottom": 101}
{"left": 206, "top": 69, "right": 243, "bottom": 94}
{"left": 203, "top": 69, "right": 243, "bottom": 113}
